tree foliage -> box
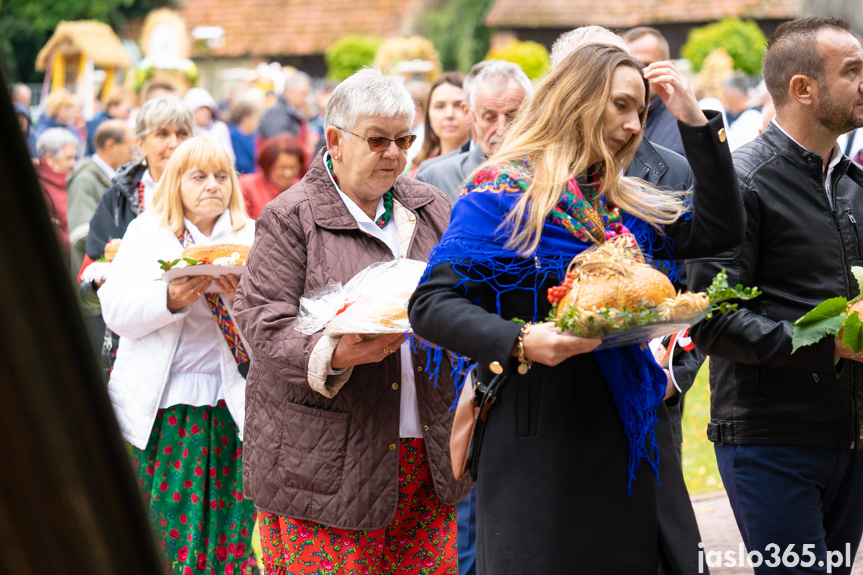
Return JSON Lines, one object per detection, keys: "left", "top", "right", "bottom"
{"left": 681, "top": 18, "right": 767, "bottom": 77}
{"left": 415, "top": 0, "right": 493, "bottom": 74}
{"left": 0, "top": 0, "right": 173, "bottom": 83}
{"left": 324, "top": 35, "right": 384, "bottom": 81}
{"left": 485, "top": 40, "right": 550, "bottom": 80}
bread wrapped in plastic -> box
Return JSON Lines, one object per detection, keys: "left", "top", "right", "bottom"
{"left": 295, "top": 259, "right": 428, "bottom": 336}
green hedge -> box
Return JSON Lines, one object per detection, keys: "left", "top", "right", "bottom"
{"left": 325, "top": 35, "right": 384, "bottom": 81}
{"left": 485, "top": 40, "right": 550, "bottom": 80}
{"left": 681, "top": 18, "right": 767, "bottom": 76}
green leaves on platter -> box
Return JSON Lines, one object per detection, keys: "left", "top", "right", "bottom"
{"left": 705, "top": 269, "right": 762, "bottom": 318}
{"left": 791, "top": 265, "right": 863, "bottom": 354}
{"left": 546, "top": 269, "right": 760, "bottom": 337}
{"left": 157, "top": 257, "right": 200, "bottom": 271}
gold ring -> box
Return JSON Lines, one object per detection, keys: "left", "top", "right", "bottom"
{"left": 383, "top": 346, "right": 393, "bottom": 355}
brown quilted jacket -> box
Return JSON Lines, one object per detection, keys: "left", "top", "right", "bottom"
{"left": 233, "top": 152, "right": 472, "bottom": 530}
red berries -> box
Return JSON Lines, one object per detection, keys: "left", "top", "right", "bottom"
{"left": 547, "top": 272, "right": 575, "bottom": 305}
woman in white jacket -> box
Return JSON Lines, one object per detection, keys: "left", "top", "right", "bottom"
{"left": 100, "top": 137, "right": 256, "bottom": 575}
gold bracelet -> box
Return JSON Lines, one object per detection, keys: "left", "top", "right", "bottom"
{"left": 517, "top": 323, "right": 532, "bottom": 374}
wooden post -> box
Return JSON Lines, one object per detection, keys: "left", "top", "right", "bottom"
{"left": 77, "top": 53, "right": 87, "bottom": 84}
{"left": 51, "top": 52, "right": 65, "bottom": 93}
{"left": 101, "top": 67, "right": 116, "bottom": 100}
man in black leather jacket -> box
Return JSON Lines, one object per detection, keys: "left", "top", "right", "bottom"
{"left": 688, "top": 17, "right": 863, "bottom": 574}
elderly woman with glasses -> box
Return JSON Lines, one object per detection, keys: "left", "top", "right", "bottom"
{"left": 233, "top": 68, "right": 471, "bottom": 574}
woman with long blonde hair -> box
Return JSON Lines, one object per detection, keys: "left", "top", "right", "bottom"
{"left": 491, "top": 46, "right": 691, "bottom": 254}
{"left": 409, "top": 43, "right": 742, "bottom": 573}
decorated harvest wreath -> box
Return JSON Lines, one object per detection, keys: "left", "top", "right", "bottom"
{"left": 546, "top": 236, "right": 760, "bottom": 341}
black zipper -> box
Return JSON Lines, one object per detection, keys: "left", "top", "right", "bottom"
{"left": 846, "top": 206, "right": 862, "bottom": 260}
{"left": 830, "top": 205, "right": 857, "bottom": 447}
{"left": 840, "top": 199, "right": 863, "bottom": 447}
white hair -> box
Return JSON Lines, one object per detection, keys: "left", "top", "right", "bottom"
{"left": 135, "top": 97, "right": 194, "bottom": 140}
{"left": 36, "top": 128, "right": 78, "bottom": 159}
{"left": 284, "top": 70, "right": 312, "bottom": 94}
{"left": 325, "top": 67, "right": 416, "bottom": 130}
{"left": 550, "top": 26, "right": 629, "bottom": 68}
{"left": 462, "top": 60, "right": 494, "bottom": 109}
{"left": 468, "top": 60, "right": 533, "bottom": 110}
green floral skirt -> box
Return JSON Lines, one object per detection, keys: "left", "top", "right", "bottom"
{"left": 131, "top": 401, "right": 258, "bottom": 574}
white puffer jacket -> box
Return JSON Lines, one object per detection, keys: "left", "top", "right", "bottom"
{"left": 100, "top": 211, "right": 254, "bottom": 449}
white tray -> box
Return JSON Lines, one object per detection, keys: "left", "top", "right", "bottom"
{"left": 162, "top": 264, "right": 244, "bottom": 292}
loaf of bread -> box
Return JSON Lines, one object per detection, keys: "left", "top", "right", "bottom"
{"left": 180, "top": 244, "right": 249, "bottom": 265}
{"left": 324, "top": 291, "right": 414, "bottom": 335}
{"left": 104, "top": 239, "right": 121, "bottom": 262}
{"left": 556, "top": 262, "right": 676, "bottom": 317}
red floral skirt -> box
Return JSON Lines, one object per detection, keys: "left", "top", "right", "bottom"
{"left": 258, "top": 438, "right": 456, "bottom": 574}
{"left": 131, "top": 401, "right": 258, "bottom": 574}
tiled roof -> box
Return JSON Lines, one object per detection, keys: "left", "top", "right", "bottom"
{"left": 484, "top": 0, "right": 806, "bottom": 29}
{"left": 176, "top": 0, "right": 418, "bottom": 58}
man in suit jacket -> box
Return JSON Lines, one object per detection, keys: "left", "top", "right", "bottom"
{"left": 416, "top": 61, "right": 532, "bottom": 204}
{"left": 623, "top": 27, "right": 688, "bottom": 158}
{"left": 630, "top": 138, "right": 704, "bottom": 453}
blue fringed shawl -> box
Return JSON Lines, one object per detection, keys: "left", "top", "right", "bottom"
{"left": 418, "top": 162, "right": 671, "bottom": 493}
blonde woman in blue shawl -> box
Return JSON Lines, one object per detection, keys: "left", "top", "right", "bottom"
{"left": 408, "top": 43, "right": 742, "bottom": 574}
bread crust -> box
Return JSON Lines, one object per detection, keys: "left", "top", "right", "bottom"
{"left": 180, "top": 244, "right": 249, "bottom": 265}
{"left": 104, "top": 239, "right": 122, "bottom": 262}
{"left": 557, "top": 263, "right": 676, "bottom": 317}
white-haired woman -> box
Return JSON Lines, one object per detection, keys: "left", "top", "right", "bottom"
{"left": 100, "top": 137, "right": 257, "bottom": 574}
{"left": 86, "top": 97, "right": 194, "bottom": 265}
{"left": 36, "top": 127, "right": 80, "bottom": 262}
{"left": 234, "top": 68, "right": 471, "bottom": 574}
{"left": 81, "top": 97, "right": 194, "bottom": 372}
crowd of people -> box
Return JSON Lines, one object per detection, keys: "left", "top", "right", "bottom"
{"left": 13, "top": 15, "right": 863, "bottom": 575}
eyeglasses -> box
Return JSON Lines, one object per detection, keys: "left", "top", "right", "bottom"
{"left": 336, "top": 127, "right": 417, "bottom": 152}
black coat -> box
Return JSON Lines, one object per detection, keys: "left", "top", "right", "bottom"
{"left": 408, "top": 112, "right": 740, "bottom": 574}
{"left": 85, "top": 161, "right": 146, "bottom": 261}
{"left": 688, "top": 123, "right": 863, "bottom": 449}
{"left": 80, "top": 160, "right": 145, "bottom": 371}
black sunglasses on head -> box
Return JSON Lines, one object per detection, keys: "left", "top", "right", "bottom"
{"left": 336, "top": 127, "right": 417, "bottom": 152}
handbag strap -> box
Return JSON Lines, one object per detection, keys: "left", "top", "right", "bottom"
{"left": 475, "top": 373, "right": 508, "bottom": 420}
{"left": 467, "top": 373, "right": 509, "bottom": 481}
{"left": 178, "top": 229, "right": 250, "bottom": 374}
